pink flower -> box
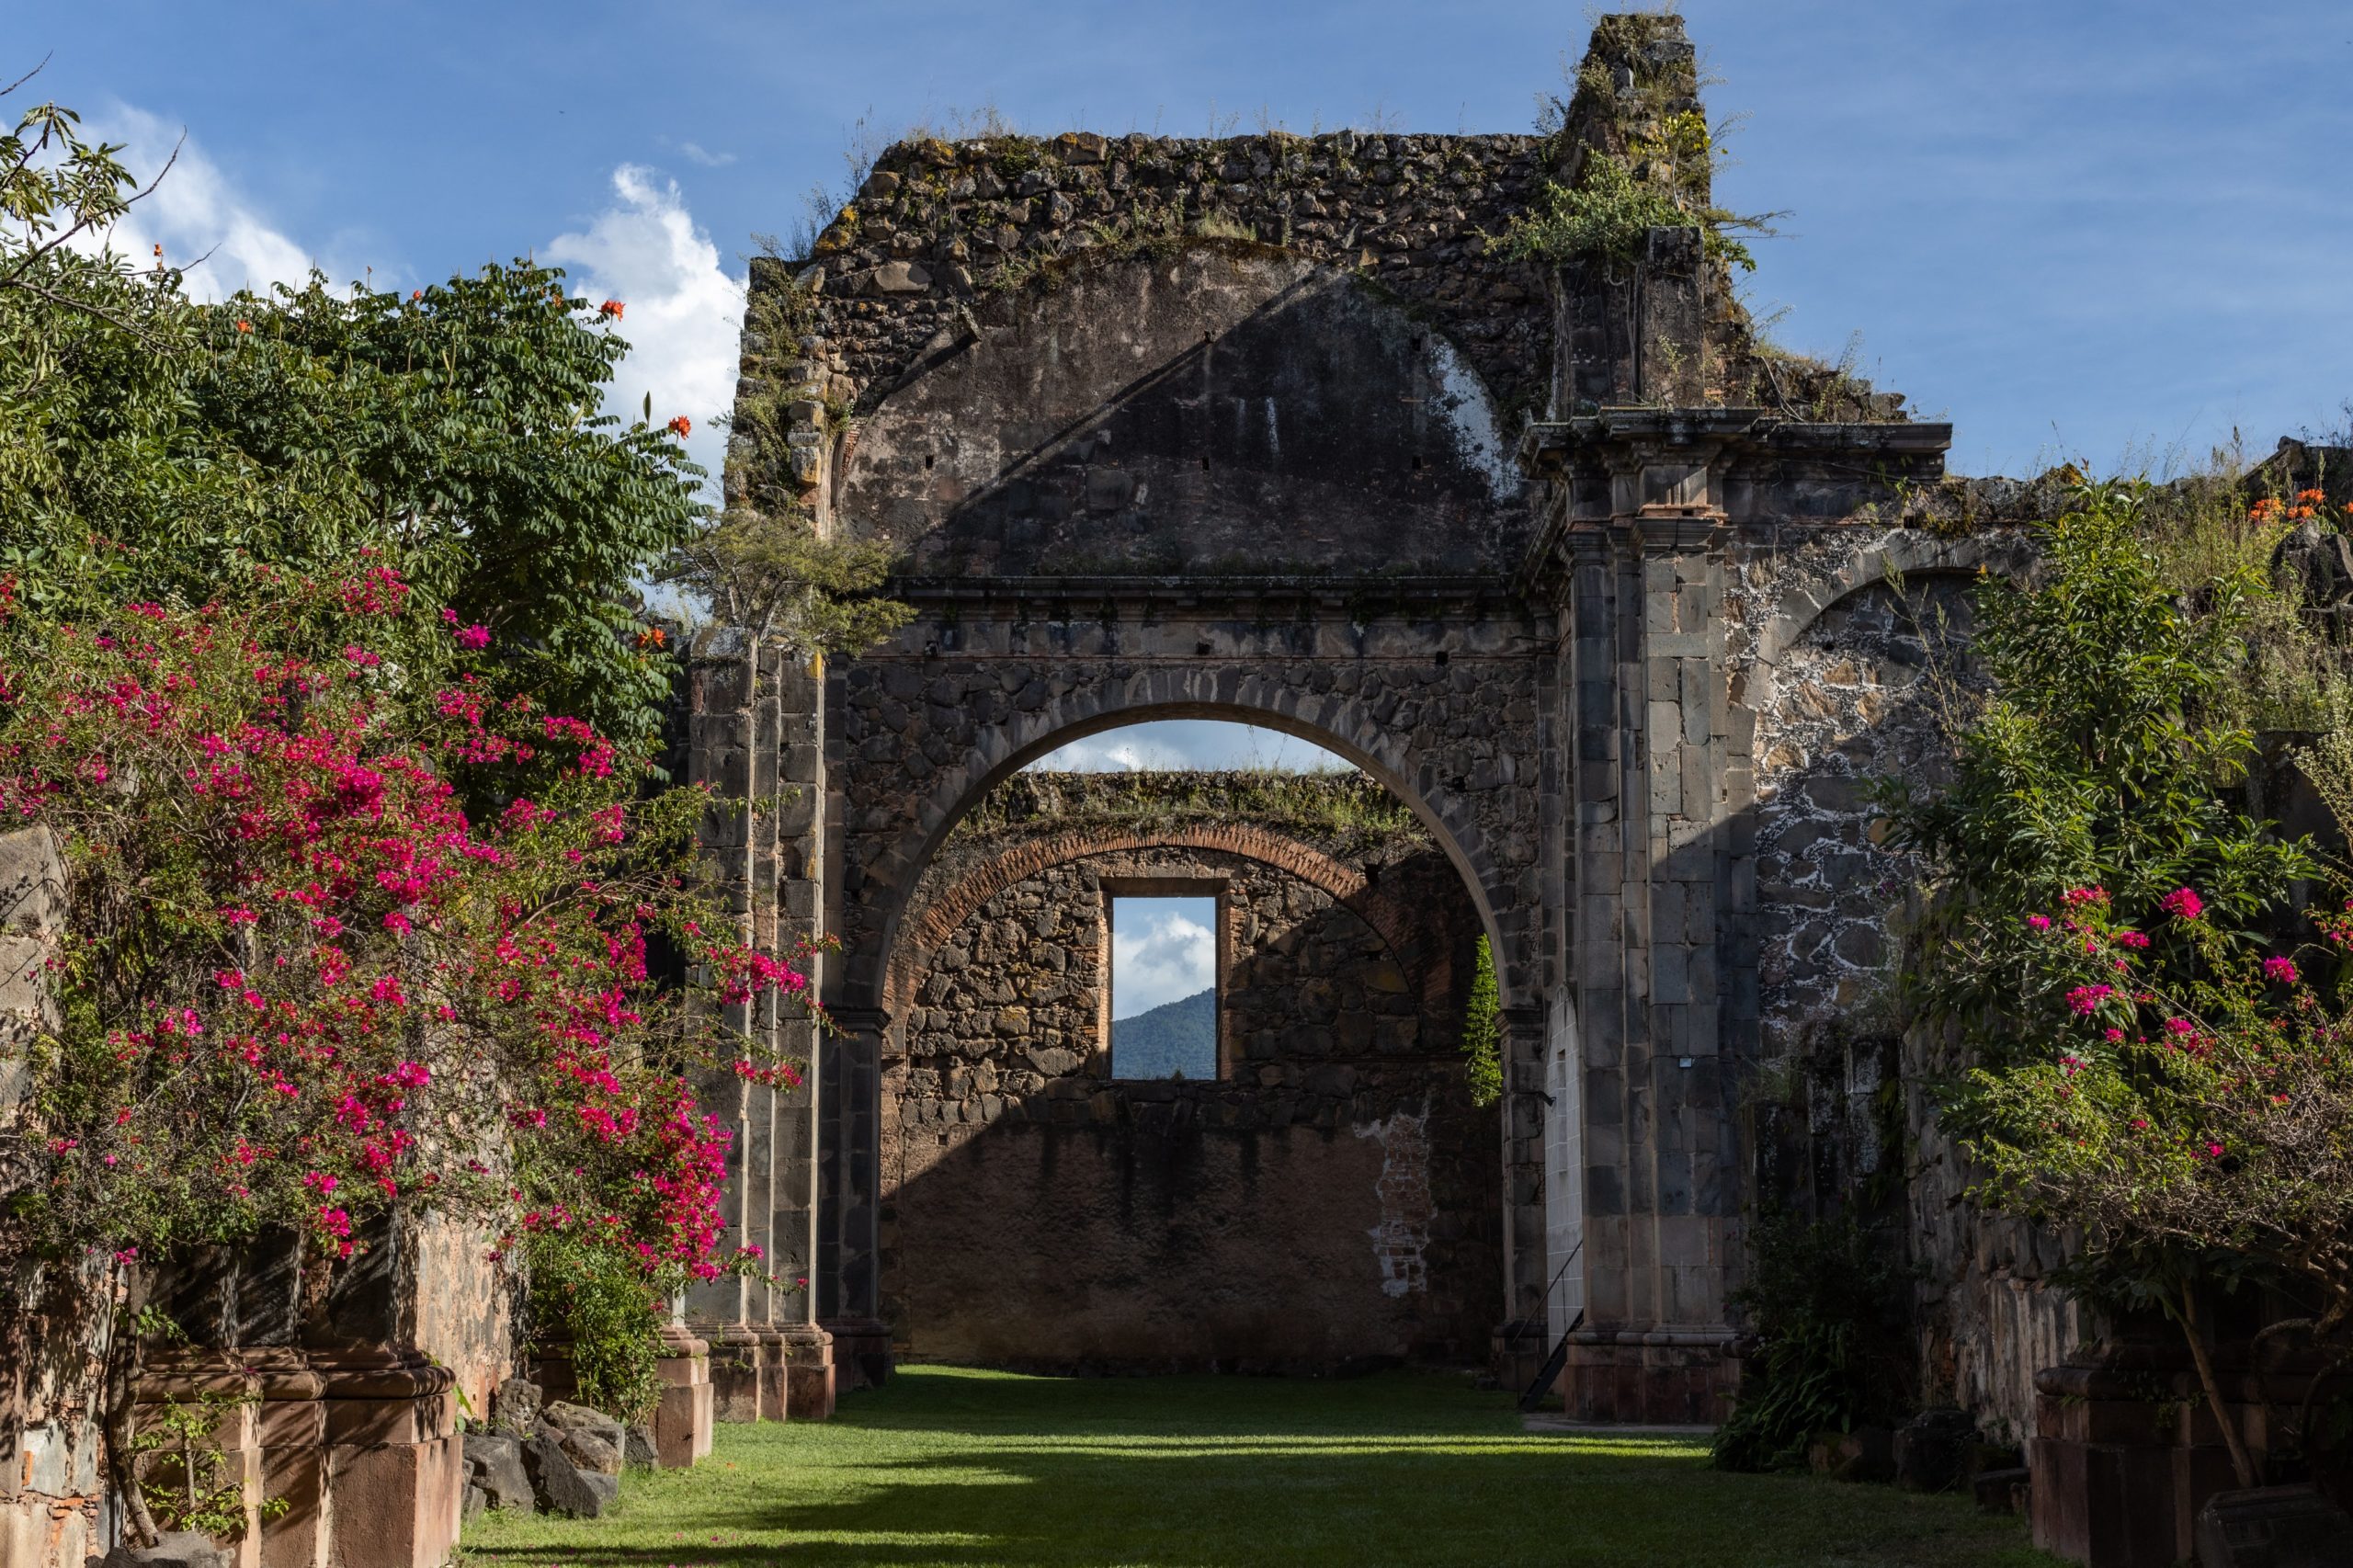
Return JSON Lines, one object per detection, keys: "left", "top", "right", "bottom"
{"left": 2064, "top": 984, "right": 2114, "bottom": 1017}
{"left": 2103, "top": 1028, "right": 2125, "bottom": 1042}
{"left": 2115, "top": 931, "right": 2150, "bottom": 949}
{"left": 452, "top": 624, "right": 491, "bottom": 651}
{"left": 2027, "top": 915, "right": 2052, "bottom": 931}
{"left": 2061, "top": 886, "right": 2109, "bottom": 907}
{"left": 2264, "top": 956, "right": 2300, "bottom": 984}
{"left": 2161, "top": 887, "right": 2205, "bottom": 922}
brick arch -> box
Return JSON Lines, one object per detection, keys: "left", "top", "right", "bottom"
{"left": 883, "top": 822, "right": 1447, "bottom": 1024}
{"left": 837, "top": 673, "right": 1538, "bottom": 1022}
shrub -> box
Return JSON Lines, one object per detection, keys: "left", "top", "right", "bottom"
{"left": 1712, "top": 1215, "right": 1915, "bottom": 1471}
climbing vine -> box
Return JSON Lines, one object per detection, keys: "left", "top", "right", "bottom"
{"left": 1462, "top": 934, "right": 1503, "bottom": 1108}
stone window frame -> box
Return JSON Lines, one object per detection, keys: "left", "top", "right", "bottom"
{"left": 1096, "top": 874, "right": 1232, "bottom": 1082}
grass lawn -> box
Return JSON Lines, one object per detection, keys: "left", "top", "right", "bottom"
{"left": 460, "top": 1366, "right": 2063, "bottom": 1568}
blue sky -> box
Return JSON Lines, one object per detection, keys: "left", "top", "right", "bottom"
{"left": 24, "top": 2, "right": 2349, "bottom": 769}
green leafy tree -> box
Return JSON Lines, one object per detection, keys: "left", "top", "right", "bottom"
{"left": 1887, "top": 483, "right": 2314, "bottom": 1057}
{"left": 3, "top": 83, "right": 704, "bottom": 756}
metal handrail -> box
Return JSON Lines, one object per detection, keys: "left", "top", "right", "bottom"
{"left": 1505, "top": 1236, "right": 1585, "bottom": 1346}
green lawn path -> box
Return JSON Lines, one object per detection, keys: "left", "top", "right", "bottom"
{"left": 460, "top": 1366, "right": 2063, "bottom": 1568}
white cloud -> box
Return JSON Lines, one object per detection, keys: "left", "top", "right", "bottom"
{"left": 74, "top": 105, "right": 321, "bottom": 302}
{"left": 546, "top": 164, "right": 745, "bottom": 482}
{"left": 1111, "top": 903, "right": 1215, "bottom": 1019}
{"left": 677, "top": 142, "right": 736, "bottom": 168}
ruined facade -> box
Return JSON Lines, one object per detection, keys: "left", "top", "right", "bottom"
{"left": 670, "top": 10, "right": 2063, "bottom": 1427}
{"left": 0, "top": 13, "right": 2175, "bottom": 1568}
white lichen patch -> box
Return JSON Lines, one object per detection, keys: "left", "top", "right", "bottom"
{"left": 1423, "top": 335, "right": 1518, "bottom": 503}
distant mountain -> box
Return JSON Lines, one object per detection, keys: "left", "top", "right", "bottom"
{"left": 1111, "top": 988, "right": 1216, "bottom": 1080}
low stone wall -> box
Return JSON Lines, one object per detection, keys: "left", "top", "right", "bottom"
{"left": 880, "top": 773, "right": 1499, "bottom": 1370}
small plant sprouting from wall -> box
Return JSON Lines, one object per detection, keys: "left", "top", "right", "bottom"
{"left": 129, "top": 1391, "right": 290, "bottom": 1540}
{"left": 1495, "top": 152, "right": 1762, "bottom": 274}
{"left": 1462, "top": 934, "right": 1503, "bottom": 1108}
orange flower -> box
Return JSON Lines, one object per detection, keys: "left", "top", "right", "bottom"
{"left": 234, "top": 320, "right": 252, "bottom": 334}
{"left": 666, "top": 415, "right": 691, "bottom": 439}
{"left": 634, "top": 627, "right": 668, "bottom": 650}
{"left": 411, "top": 290, "right": 423, "bottom": 301}
{"left": 598, "top": 299, "right": 625, "bottom": 319}
{"left": 2297, "top": 488, "right": 2327, "bottom": 504}
{"left": 2249, "top": 496, "right": 2285, "bottom": 521}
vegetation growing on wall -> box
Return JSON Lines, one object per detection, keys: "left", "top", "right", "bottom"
{"left": 956, "top": 768, "right": 1421, "bottom": 850}
{"left": 1495, "top": 151, "right": 1761, "bottom": 274}
{"left": 668, "top": 276, "right": 910, "bottom": 656}
{"left": 1461, "top": 935, "right": 1503, "bottom": 1108}
{"left": 1888, "top": 478, "right": 2353, "bottom": 1489}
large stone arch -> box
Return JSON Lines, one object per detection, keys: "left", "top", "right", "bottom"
{"left": 837, "top": 668, "right": 1544, "bottom": 1028}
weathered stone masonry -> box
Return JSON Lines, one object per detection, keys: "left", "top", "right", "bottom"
{"left": 876, "top": 773, "right": 1497, "bottom": 1370}
{"left": 699, "top": 11, "right": 2070, "bottom": 1425}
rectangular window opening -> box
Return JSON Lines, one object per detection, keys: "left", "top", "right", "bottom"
{"left": 1108, "top": 893, "right": 1219, "bottom": 1081}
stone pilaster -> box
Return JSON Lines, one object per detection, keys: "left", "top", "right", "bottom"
{"left": 1541, "top": 426, "right": 1748, "bottom": 1424}
{"left": 682, "top": 642, "right": 834, "bottom": 1419}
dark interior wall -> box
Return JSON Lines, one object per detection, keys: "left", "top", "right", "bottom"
{"left": 879, "top": 792, "right": 1498, "bottom": 1371}
{"left": 837, "top": 250, "right": 1529, "bottom": 578}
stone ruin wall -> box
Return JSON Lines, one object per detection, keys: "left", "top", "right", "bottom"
{"left": 877, "top": 773, "right": 1500, "bottom": 1370}
{"left": 752, "top": 126, "right": 1556, "bottom": 472}
{"left": 1719, "top": 522, "right": 2075, "bottom": 1434}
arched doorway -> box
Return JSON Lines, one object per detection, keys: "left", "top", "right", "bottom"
{"left": 815, "top": 643, "right": 1553, "bottom": 1377}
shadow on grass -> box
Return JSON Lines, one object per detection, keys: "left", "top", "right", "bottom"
{"left": 461, "top": 1368, "right": 2059, "bottom": 1568}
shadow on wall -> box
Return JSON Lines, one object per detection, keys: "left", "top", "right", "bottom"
{"left": 840, "top": 250, "right": 1529, "bottom": 580}
{"left": 879, "top": 840, "right": 1499, "bottom": 1374}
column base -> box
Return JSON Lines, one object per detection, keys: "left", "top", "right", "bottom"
{"left": 652, "top": 1327, "right": 712, "bottom": 1468}
{"left": 1555, "top": 1329, "right": 1738, "bottom": 1426}
{"left": 305, "top": 1348, "right": 460, "bottom": 1568}
{"left": 697, "top": 1326, "right": 769, "bottom": 1424}
{"left": 777, "top": 1323, "right": 835, "bottom": 1422}
{"left": 821, "top": 1317, "right": 891, "bottom": 1394}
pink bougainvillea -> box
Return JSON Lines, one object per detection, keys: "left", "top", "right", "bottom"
{"left": 0, "top": 569, "right": 817, "bottom": 1288}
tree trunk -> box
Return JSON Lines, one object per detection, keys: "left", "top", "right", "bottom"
{"left": 2181, "top": 1286, "right": 2258, "bottom": 1491}
{"left": 101, "top": 1265, "right": 161, "bottom": 1550}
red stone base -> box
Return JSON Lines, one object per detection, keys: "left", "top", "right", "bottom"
{"left": 653, "top": 1329, "right": 713, "bottom": 1468}
{"left": 700, "top": 1328, "right": 768, "bottom": 1423}
{"left": 779, "top": 1324, "right": 835, "bottom": 1421}
{"left": 2030, "top": 1350, "right": 2291, "bottom": 1568}
{"left": 135, "top": 1348, "right": 459, "bottom": 1568}
{"left": 1554, "top": 1331, "right": 1738, "bottom": 1425}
